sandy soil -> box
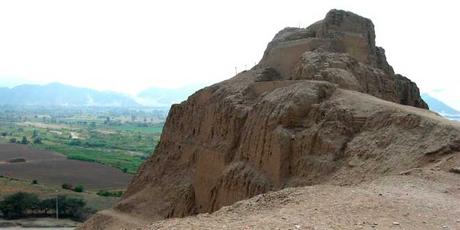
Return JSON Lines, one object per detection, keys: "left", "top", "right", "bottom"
{"left": 148, "top": 169, "right": 460, "bottom": 230}
{"left": 79, "top": 165, "right": 460, "bottom": 229}
{"left": 70, "top": 132, "right": 82, "bottom": 139}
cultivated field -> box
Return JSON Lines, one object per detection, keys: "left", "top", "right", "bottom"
{"left": 0, "top": 106, "right": 165, "bottom": 174}
{"left": 0, "top": 144, "right": 132, "bottom": 190}
{"left": 0, "top": 143, "right": 63, "bottom": 162}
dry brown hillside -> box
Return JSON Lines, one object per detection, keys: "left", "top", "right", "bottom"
{"left": 79, "top": 9, "right": 460, "bottom": 230}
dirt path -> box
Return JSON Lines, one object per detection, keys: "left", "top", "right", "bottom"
{"left": 99, "top": 209, "right": 149, "bottom": 226}
{"left": 70, "top": 131, "right": 81, "bottom": 139}
{"left": 77, "top": 209, "right": 150, "bottom": 230}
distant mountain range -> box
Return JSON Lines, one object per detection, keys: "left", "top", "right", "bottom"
{"left": 2, "top": 83, "right": 458, "bottom": 119}
{"left": 422, "top": 93, "right": 460, "bottom": 120}
{"left": 0, "top": 83, "right": 139, "bottom": 107}
{"left": 135, "top": 85, "right": 202, "bottom": 107}
{"left": 0, "top": 82, "right": 203, "bottom": 107}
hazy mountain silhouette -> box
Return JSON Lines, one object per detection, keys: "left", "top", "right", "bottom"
{"left": 136, "top": 85, "right": 202, "bottom": 106}
{"left": 421, "top": 93, "right": 459, "bottom": 115}
{"left": 0, "top": 83, "right": 139, "bottom": 107}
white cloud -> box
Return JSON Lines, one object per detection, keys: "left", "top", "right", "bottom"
{"left": 0, "top": 0, "right": 459, "bottom": 109}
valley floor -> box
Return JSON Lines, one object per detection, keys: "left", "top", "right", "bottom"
{"left": 0, "top": 217, "right": 78, "bottom": 229}
{"left": 0, "top": 143, "right": 132, "bottom": 190}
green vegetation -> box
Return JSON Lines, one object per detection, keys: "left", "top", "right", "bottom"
{"left": 39, "top": 144, "right": 146, "bottom": 174}
{"left": 0, "top": 192, "right": 90, "bottom": 220}
{"left": 0, "top": 105, "right": 166, "bottom": 174}
{"left": 33, "top": 136, "right": 42, "bottom": 144}
{"left": 61, "top": 183, "right": 73, "bottom": 190}
{"left": 74, "top": 185, "right": 84, "bottom": 193}
{"left": 0, "top": 192, "right": 39, "bottom": 219}
{"left": 0, "top": 176, "right": 121, "bottom": 218}
{"left": 109, "top": 123, "right": 164, "bottom": 134}
{"left": 20, "top": 136, "right": 29, "bottom": 144}
{"left": 96, "top": 190, "right": 123, "bottom": 197}
{"left": 60, "top": 183, "right": 84, "bottom": 193}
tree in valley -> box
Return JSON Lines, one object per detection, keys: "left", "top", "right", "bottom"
{"left": 33, "top": 137, "right": 42, "bottom": 144}
{"left": 20, "top": 136, "right": 29, "bottom": 144}
{"left": 0, "top": 192, "right": 40, "bottom": 219}
{"left": 32, "top": 129, "right": 39, "bottom": 138}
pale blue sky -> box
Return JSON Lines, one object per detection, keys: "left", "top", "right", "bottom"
{"left": 0, "top": 0, "right": 459, "bottom": 109}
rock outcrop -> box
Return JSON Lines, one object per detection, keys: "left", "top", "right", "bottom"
{"left": 80, "top": 10, "right": 460, "bottom": 229}
{"left": 259, "top": 10, "right": 427, "bottom": 108}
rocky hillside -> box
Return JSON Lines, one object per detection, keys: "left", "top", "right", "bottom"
{"left": 80, "top": 10, "right": 460, "bottom": 229}
{"left": 150, "top": 168, "right": 460, "bottom": 229}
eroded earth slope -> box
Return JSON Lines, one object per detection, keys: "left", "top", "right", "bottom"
{"left": 80, "top": 9, "right": 460, "bottom": 230}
